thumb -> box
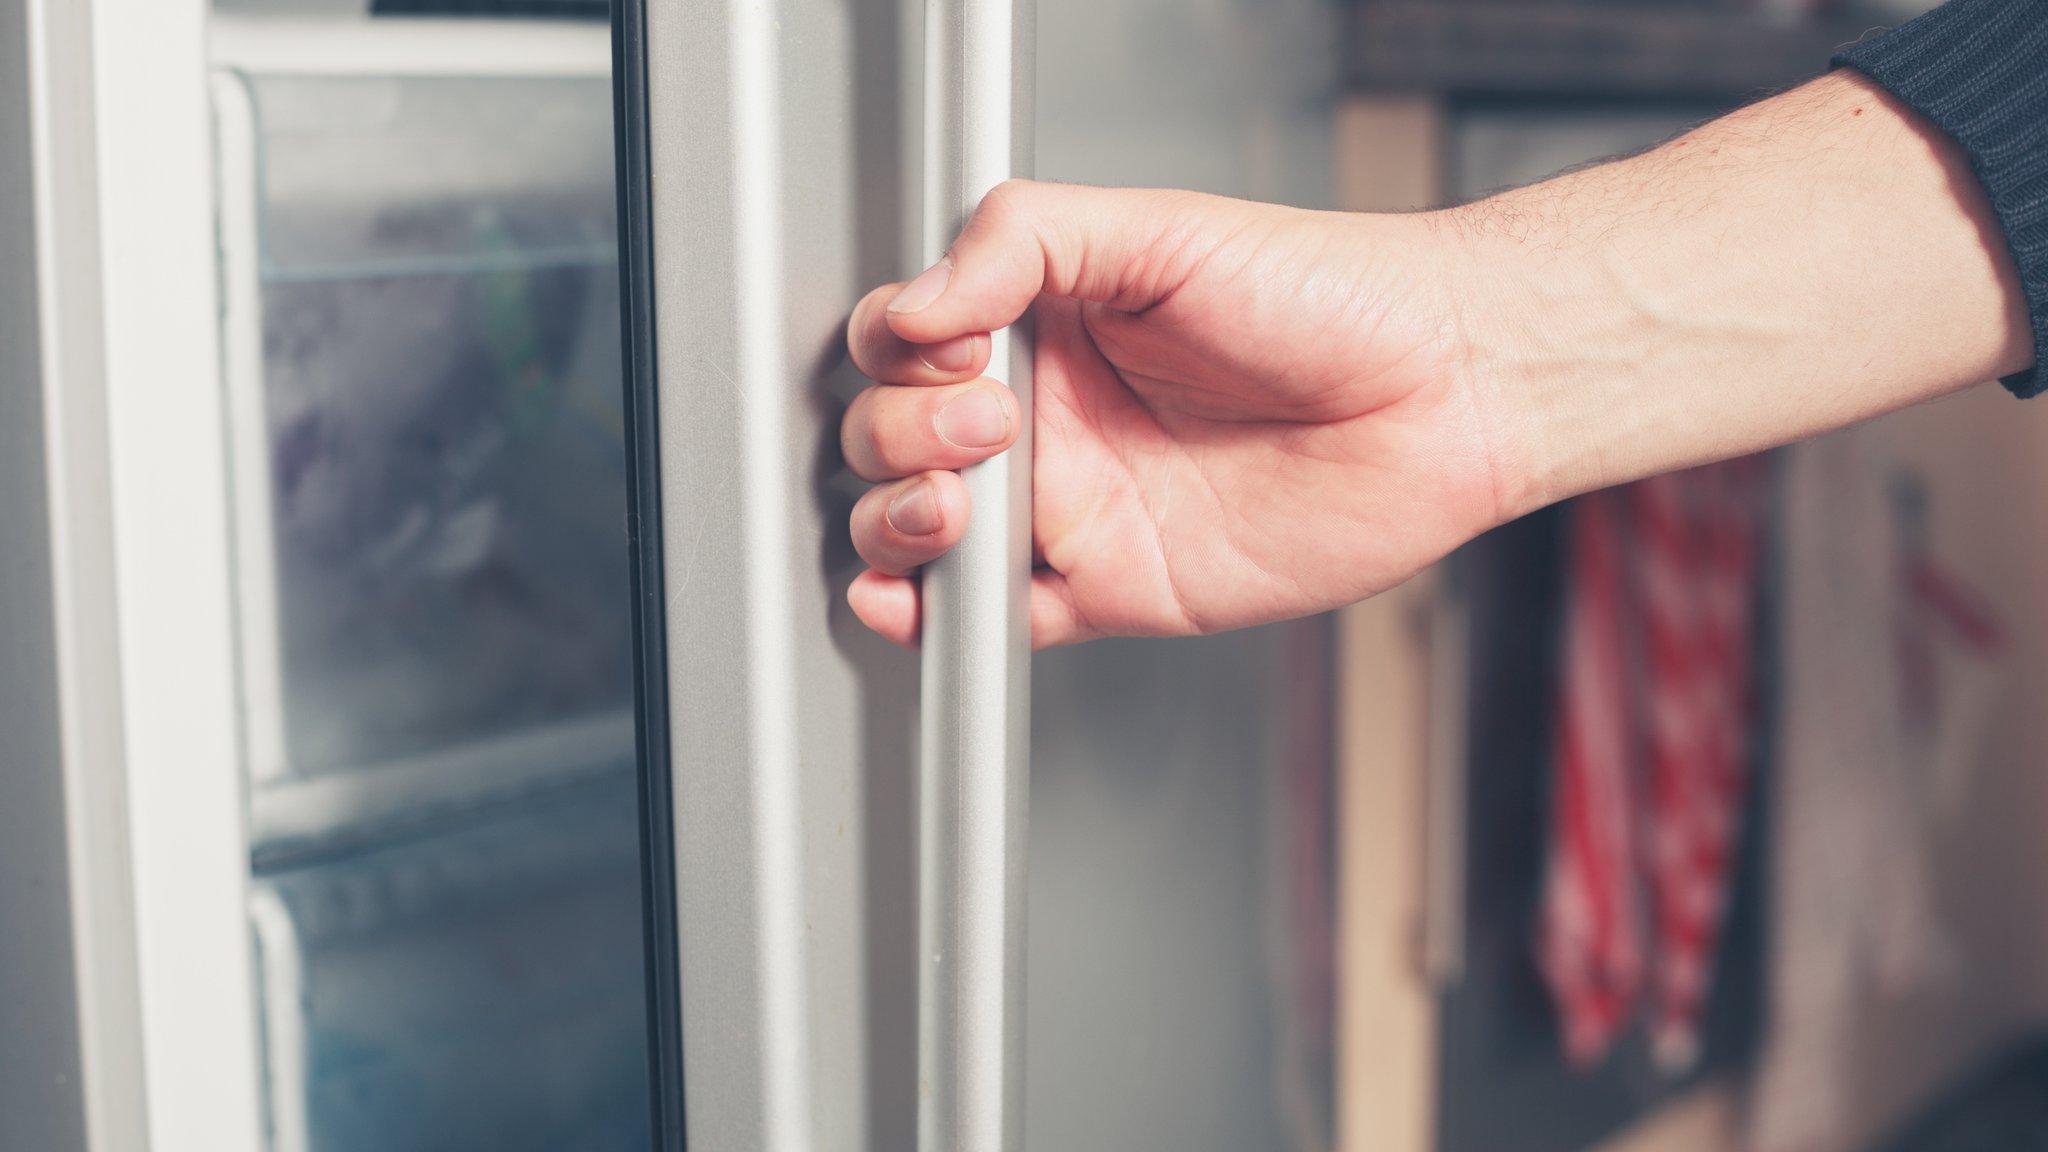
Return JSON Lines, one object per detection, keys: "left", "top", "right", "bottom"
{"left": 884, "top": 180, "right": 1186, "bottom": 344}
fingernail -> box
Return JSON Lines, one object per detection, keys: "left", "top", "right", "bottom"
{"left": 936, "top": 387, "right": 1011, "bottom": 449}
{"left": 917, "top": 334, "right": 979, "bottom": 374}
{"left": 886, "top": 482, "right": 944, "bottom": 536}
{"left": 889, "top": 259, "right": 952, "bottom": 314}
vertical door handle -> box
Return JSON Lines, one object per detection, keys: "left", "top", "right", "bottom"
{"left": 917, "top": 0, "right": 1034, "bottom": 1150}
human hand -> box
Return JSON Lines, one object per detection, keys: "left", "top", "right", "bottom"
{"left": 840, "top": 181, "right": 1510, "bottom": 648}
{"left": 842, "top": 73, "right": 2037, "bottom": 651}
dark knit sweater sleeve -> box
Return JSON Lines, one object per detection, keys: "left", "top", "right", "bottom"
{"left": 1834, "top": 0, "right": 2048, "bottom": 397}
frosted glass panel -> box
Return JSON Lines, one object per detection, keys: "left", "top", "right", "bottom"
{"left": 247, "top": 76, "right": 630, "bottom": 776}
{"left": 215, "top": 63, "right": 649, "bottom": 1152}
{"left": 255, "top": 791, "right": 648, "bottom": 1152}
{"left": 255, "top": 76, "right": 615, "bottom": 280}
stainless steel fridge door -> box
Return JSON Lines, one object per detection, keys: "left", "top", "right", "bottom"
{"left": 622, "top": 0, "right": 1330, "bottom": 1148}
{"left": 616, "top": 0, "right": 928, "bottom": 1148}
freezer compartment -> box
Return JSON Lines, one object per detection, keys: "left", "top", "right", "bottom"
{"left": 216, "top": 69, "right": 631, "bottom": 789}
{"left": 209, "top": 44, "right": 652, "bottom": 1152}
{"left": 251, "top": 779, "right": 650, "bottom": 1152}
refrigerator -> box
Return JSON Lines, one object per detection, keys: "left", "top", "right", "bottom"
{"left": 0, "top": 0, "right": 1340, "bottom": 1149}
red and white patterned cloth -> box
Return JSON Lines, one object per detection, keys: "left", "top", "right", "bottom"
{"left": 1537, "top": 457, "right": 1772, "bottom": 1072}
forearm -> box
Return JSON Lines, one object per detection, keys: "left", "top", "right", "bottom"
{"left": 1449, "top": 69, "right": 2035, "bottom": 520}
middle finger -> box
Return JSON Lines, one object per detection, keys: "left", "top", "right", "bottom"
{"left": 841, "top": 378, "right": 1021, "bottom": 482}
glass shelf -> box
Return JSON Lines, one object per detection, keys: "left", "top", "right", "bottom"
{"left": 248, "top": 709, "right": 635, "bottom": 872}
{"left": 251, "top": 783, "right": 647, "bottom": 1152}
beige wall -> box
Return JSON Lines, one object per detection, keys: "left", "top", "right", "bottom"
{"left": 1848, "top": 386, "right": 2048, "bottom": 1137}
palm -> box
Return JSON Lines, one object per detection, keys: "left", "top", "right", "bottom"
{"left": 1026, "top": 225, "right": 1500, "bottom": 637}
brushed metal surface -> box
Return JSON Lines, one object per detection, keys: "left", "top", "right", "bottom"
{"left": 0, "top": 4, "right": 90, "bottom": 1143}
{"left": 1, "top": 0, "right": 152, "bottom": 1146}
{"left": 639, "top": 0, "right": 921, "bottom": 1146}
{"left": 917, "top": 1, "right": 1034, "bottom": 1150}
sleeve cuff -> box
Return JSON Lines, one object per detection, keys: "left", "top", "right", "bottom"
{"left": 1834, "top": 0, "right": 2048, "bottom": 397}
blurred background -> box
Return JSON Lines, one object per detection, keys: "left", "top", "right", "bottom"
{"left": 94, "top": 0, "right": 2048, "bottom": 1149}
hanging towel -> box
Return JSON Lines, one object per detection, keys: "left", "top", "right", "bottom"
{"left": 1635, "top": 460, "right": 1770, "bottom": 1072}
{"left": 1537, "top": 458, "right": 1771, "bottom": 1071}
{"left": 1537, "top": 486, "right": 1647, "bottom": 1067}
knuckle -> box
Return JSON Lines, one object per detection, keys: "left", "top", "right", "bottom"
{"left": 840, "top": 383, "right": 872, "bottom": 430}
{"left": 840, "top": 391, "right": 881, "bottom": 467}
{"left": 861, "top": 281, "right": 900, "bottom": 310}
{"left": 853, "top": 537, "right": 896, "bottom": 574}
{"left": 859, "top": 538, "right": 917, "bottom": 577}
{"left": 849, "top": 285, "right": 907, "bottom": 362}
{"left": 846, "top": 298, "right": 889, "bottom": 375}
{"left": 850, "top": 498, "right": 895, "bottom": 563}
{"left": 845, "top": 322, "right": 875, "bottom": 376}
{"left": 869, "top": 426, "right": 920, "bottom": 478}
{"left": 974, "top": 178, "right": 1034, "bottom": 228}
{"left": 844, "top": 391, "right": 926, "bottom": 479}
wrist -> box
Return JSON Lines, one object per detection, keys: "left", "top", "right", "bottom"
{"left": 1428, "top": 194, "right": 1623, "bottom": 528}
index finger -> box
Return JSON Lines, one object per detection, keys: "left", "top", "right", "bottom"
{"left": 848, "top": 282, "right": 991, "bottom": 386}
